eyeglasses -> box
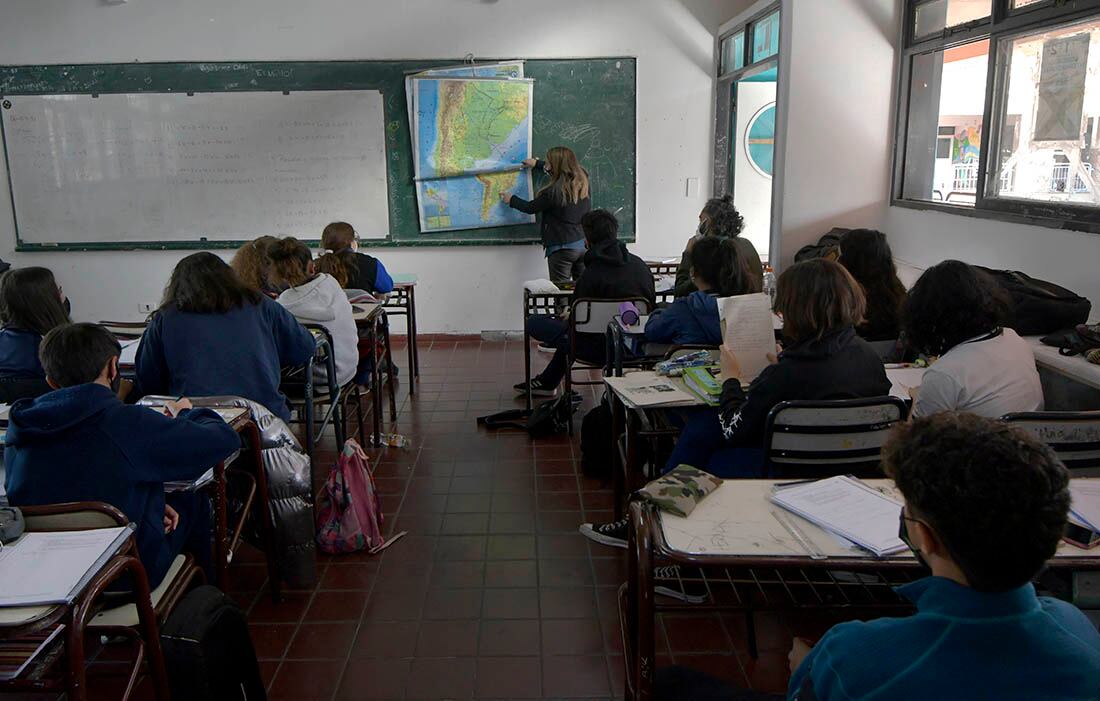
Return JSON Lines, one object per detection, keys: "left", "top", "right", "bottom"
{"left": 897, "top": 507, "right": 925, "bottom": 551}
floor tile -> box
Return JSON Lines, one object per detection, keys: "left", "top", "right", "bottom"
{"left": 478, "top": 619, "right": 541, "bottom": 656}
{"left": 475, "top": 657, "right": 543, "bottom": 698}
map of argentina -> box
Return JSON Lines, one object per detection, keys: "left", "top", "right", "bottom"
{"left": 411, "top": 76, "right": 535, "bottom": 232}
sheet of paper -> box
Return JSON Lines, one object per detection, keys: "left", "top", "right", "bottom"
{"left": 886, "top": 367, "right": 927, "bottom": 400}
{"left": 770, "top": 475, "right": 907, "bottom": 557}
{"left": 118, "top": 338, "right": 140, "bottom": 366}
{"left": 718, "top": 293, "right": 774, "bottom": 383}
{"left": 604, "top": 372, "right": 698, "bottom": 408}
{"left": 0, "top": 527, "right": 131, "bottom": 606}
{"left": 1070, "top": 481, "right": 1100, "bottom": 532}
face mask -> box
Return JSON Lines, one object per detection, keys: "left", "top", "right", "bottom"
{"left": 109, "top": 368, "right": 122, "bottom": 395}
{"left": 63, "top": 296, "right": 71, "bottom": 316}
{"left": 697, "top": 221, "right": 708, "bottom": 237}
{"left": 898, "top": 510, "right": 930, "bottom": 570}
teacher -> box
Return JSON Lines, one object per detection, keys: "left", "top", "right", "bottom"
{"left": 500, "top": 146, "right": 592, "bottom": 284}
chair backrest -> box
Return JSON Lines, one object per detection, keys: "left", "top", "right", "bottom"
{"left": 1002, "top": 411, "right": 1100, "bottom": 475}
{"left": 570, "top": 297, "right": 653, "bottom": 335}
{"left": 21, "top": 501, "right": 128, "bottom": 532}
{"left": 764, "top": 397, "right": 909, "bottom": 478}
{"left": 98, "top": 320, "right": 148, "bottom": 340}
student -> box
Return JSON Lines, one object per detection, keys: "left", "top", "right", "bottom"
{"left": 501, "top": 146, "right": 592, "bottom": 283}
{"left": 904, "top": 260, "right": 1042, "bottom": 418}
{"left": 230, "top": 235, "right": 279, "bottom": 296}
{"left": 643, "top": 236, "right": 754, "bottom": 347}
{"left": 657, "top": 413, "right": 1100, "bottom": 700}
{"left": 268, "top": 237, "right": 358, "bottom": 387}
{"left": 582, "top": 260, "right": 889, "bottom": 548}
{"left": 515, "top": 209, "right": 655, "bottom": 397}
{"left": 4, "top": 323, "right": 241, "bottom": 587}
{"left": 836, "top": 229, "right": 907, "bottom": 342}
{"left": 135, "top": 252, "right": 316, "bottom": 423}
{"left": 0, "top": 267, "right": 71, "bottom": 402}
{"left": 674, "top": 195, "right": 763, "bottom": 297}
{"left": 315, "top": 222, "right": 394, "bottom": 296}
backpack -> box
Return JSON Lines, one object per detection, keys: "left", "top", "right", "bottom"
{"left": 477, "top": 394, "right": 575, "bottom": 439}
{"left": 975, "top": 267, "right": 1092, "bottom": 336}
{"left": 580, "top": 394, "right": 613, "bottom": 481}
{"left": 160, "top": 585, "right": 266, "bottom": 701}
{"left": 316, "top": 439, "right": 396, "bottom": 554}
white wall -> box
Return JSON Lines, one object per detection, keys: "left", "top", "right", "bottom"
{"left": 0, "top": 0, "right": 742, "bottom": 334}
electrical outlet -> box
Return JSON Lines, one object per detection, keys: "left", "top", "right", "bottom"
{"left": 686, "top": 177, "right": 700, "bottom": 198}
{"left": 138, "top": 302, "right": 154, "bottom": 314}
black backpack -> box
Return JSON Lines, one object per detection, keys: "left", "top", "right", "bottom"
{"left": 477, "top": 394, "right": 575, "bottom": 439}
{"left": 975, "top": 267, "right": 1092, "bottom": 336}
{"left": 160, "top": 585, "right": 266, "bottom": 700}
{"left": 580, "top": 395, "right": 613, "bottom": 481}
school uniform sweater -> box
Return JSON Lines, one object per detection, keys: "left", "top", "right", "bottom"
{"left": 134, "top": 296, "right": 316, "bottom": 423}
{"left": 3, "top": 383, "right": 241, "bottom": 587}
{"left": 0, "top": 327, "right": 44, "bottom": 379}
{"left": 508, "top": 161, "right": 592, "bottom": 250}
{"left": 276, "top": 273, "right": 358, "bottom": 387}
{"left": 789, "top": 577, "right": 1100, "bottom": 700}
{"left": 719, "top": 326, "right": 890, "bottom": 449}
{"left": 643, "top": 290, "right": 721, "bottom": 346}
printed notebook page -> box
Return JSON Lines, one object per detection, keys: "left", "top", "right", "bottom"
{"left": 770, "top": 476, "right": 907, "bottom": 557}
{"left": 719, "top": 293, "right": 775, "bottom": 384}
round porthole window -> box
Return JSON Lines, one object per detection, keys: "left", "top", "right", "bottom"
{"left": 745, "top": 102, "right": 776, "bottom": 178}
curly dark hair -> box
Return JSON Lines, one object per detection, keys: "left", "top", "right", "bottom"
{"left": 690, "top": 236, "right": 755, "bottom": 297}
{"left": 700, "top": 194, "right": 745, "bottom": 238}
{"left": 883, "top": 412, "right": 1070, "bottom": 592}
{"left": 838, "top": 229, "right": 906, "bottom": 341}
{"left": 902, "top": 260, "right": 1011, "bottom": 356}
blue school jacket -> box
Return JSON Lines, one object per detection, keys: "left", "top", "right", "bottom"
{"left": 135, "top": 297, "right": 315, "bottom": 423}
{"left": 0, "top": 327, "right": 44, "bottom": 379}
{"left": 643, "top": 291, "right": 721, "bottom": 346}
{"left": 789, "top": 576, "right": 1100, "bottom": 700}
{"left": 3, "top": 383, "right": 241, "bottom": 587}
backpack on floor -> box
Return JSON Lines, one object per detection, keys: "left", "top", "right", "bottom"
{"left": 316, "top": 439, "right": 388, "bottom": 554}
{"left": 975, "top": 266, "right": 1092, "bottom": 336}
{"left": 160, "top": 584, "right": 266, "bottom": 701}
{"left": 477, "top": 394, "right": 575, "bottom": 439}
{"left": 580, "top": 394, "right": 613, "bottom": 481}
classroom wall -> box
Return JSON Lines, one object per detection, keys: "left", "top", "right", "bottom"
{"left": 0, "top": 0, "right": 748, "bottom": 334}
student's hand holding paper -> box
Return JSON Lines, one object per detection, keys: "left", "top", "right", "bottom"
{"left": 163, "top": 504, "right": 179, "bottom": 534}
{"left": 164, "top": 398, "right": 193, "bottom": 417}
{"left": 719, "top": 344, "right": 742, "bottom": 382}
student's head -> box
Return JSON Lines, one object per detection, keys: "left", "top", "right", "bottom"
{"left": 40, "top": 322, "right": 122, "bottom": 390}
{"left": 838, "top": 229, "right": 906, "bottom": 333}
{"left": 160, "top": 252, "right": 261, "bottom": 314}
{"left": 884, "top": 412, "right": 1070, "bottom": 592}
{"left": 774, "top": 259, "right": 866, "bottom": 344}
{"left": 230, "top": 236, "right": 277, "bottom": 292}
{"left": 902, "top": 260, "right": 1010, "bottom": 356}
{"left": 321, "top": 222, "right": 357, "bottom": 253}
{"left": 267, "top": 237, "right": 314, "bottom": 289}
{"left": 581, "top": 209, "right": 618, "bottom": 246}
{"left": 540, "top": 146, "right": 589, "bottom": 205}
{"left": 0, "top": 267, "right": 71, "bottom": 337}
{"left": 317, "top": 223, "right": 360, "bottom": 289}
{"left": 690, "top": 236, "right": 755, "bottom": 297}
{"left": 699, "top": 195, "right": 745, "bottom": 238}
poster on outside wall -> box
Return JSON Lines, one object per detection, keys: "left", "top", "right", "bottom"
{"left": 1034, "top": 33, "right": 1090, "bottom": 142}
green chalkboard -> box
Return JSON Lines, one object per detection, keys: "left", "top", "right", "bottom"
{"left": 0, "top": 58, "right": 636, "bottom": 250}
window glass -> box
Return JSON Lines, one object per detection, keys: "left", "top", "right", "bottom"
{"left": 989, "top": 18, "right": 1100, "bottom": 205}
{"left": 914, "top": 0, "right": 991, "bottom": 39}
{"left": 721, "top": 31, "right": 746, "bottom": 74}
{"left": 902, "top": 40, "right": 990, "bottom": 205}
{"left": 752, "top": 11, "right": 780, "bottom": 63}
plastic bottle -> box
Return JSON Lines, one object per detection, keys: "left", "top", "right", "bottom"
{"left": 378, "top": 433, "right": 409, "bottom": 448}
{"left": 762, "top": 264, "right": 777, "bottom": 306}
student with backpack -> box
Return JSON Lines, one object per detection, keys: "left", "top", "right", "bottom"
{"left": 135, "top": 252, "right": 316, "bottom": 423}
{"left": 314, "top": 222, "right": 394, "bottom": 296}
{"left": 0, "top": 267, "right": 72, "bottom": 403}
{"left": 4, "top": 323, "right": 241, "bottom": 586}
{"left": 501, "top": 146, "right": 592, "bottom": 283}
{"left": 673, "top": 195, "right": 763, "bottom": 298}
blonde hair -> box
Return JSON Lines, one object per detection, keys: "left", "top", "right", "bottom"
{"left": 230, "top": 236, "right": 277, "bottom": 292}
{"left": 539, "top": 146, "right": 589, "bottom": 205}
{"left": 266, "top": 237, "right": 313, "bottom": 289}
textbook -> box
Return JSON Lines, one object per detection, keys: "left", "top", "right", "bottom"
{"left": 1069, "top": 481, "right": 1100, "bottom": 532}
{"left": 0, "top": 526, "right": 132, "bottom": 606}
{"left": 769, "top": 475, "right": 908, "bottom": 558}
{"left": 681, "top": 367, "right": 721, "bottom": 406}
{"left": 604, "top": 372, "right": 697, "bottom": 408}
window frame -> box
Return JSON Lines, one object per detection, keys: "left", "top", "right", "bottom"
{"left": 892, "top": 0, "right": 1100, "bottom": 234}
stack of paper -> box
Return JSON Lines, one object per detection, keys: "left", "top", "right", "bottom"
{"left": 681, "top": 367, "right": 721, "bottom": 406}
{"left": 0, "top": 526, "right": 132, "bottom": 606}
{"left": 769, "top": 476, "right": 908, "bottom": 557}
{"left": 1070, "top": 481, "right": 1100, "bottom": 532}
{"left": 119, "top": 338, "right": 141, "bottom": 367}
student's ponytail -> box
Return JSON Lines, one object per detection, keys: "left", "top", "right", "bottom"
{"left": 319, "top": 222, "right": 360, "bottom": 289}
{"left": 267, "top": 237, "right": 313, "bottom": 289}
{"left": 315, "top": 252, "right": 350, "bottom": 288}
{"left": 700, "top": 194, "right": 745, "bottom": 239}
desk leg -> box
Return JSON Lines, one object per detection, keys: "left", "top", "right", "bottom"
{"left": 627, "top": 504, "right": 656, "bottom": 701}
{"left": 246, "top": 422, "right": 282, "bottom": 603}
{"left": 214, "top": 462, "right": 229, "bottom": 589}
{"left": 409, "top": 286, "right": 420, "bottom": 383}
{"left": 382, "top": 312, "right": 398, "bottom": 421}
{"left": 304, "top": 359, "right": 315, "bottom": 459}
{"left": 612, "top": 393, "right": 626, "bottom": 521}
{"left": 371, "top": 315, "right": 383, "bottom": 445}
{"left": 523, "top": 303, "right": 532, "bottom": 412}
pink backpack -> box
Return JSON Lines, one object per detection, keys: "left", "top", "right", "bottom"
{"left": 316, "top": 439, "right": 402, "bottom": 554}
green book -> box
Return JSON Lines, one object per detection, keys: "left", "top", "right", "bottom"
{"left": 682, "top": 367, "right": 721, "bottom": 405}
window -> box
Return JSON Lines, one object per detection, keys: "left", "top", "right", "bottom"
{"left": 752, "top": 11, "right": 781, "bottom": 62}
{"left": 721, "top": 31, "right": 746, "bottom": 74}
{"left": 895, "top": 0, "right": 1100, "bottom": 232}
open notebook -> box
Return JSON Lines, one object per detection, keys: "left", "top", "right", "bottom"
{"left": 0, "top": 526, "right": 132, "bottom": 607}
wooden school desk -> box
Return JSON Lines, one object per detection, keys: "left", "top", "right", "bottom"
{"left": 352, "top": 303, "right": 398, "bottom": 444}
{"left": 621, "top": 478, "right": 1100, "bottom": 701}
{"left": 382, "top": 275, "right": 420, "bottom": 392}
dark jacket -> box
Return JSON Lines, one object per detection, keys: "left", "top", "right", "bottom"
{"left": 674, "top": 235, "right": 764, "bottom": 297}
{"left": 718, "top": 327, "right": 890, "bottom": 448}
{"left": 339, "top": 250, "right": 394, "bottom": 295}
{"left": 644, "top": 291, "right": 721, "bottom": 346}
{"left": 508, "top": 161, "right": 591, "bottom": 248}
{"left": 573, "top": 238, "right": 656, "bottom": 308}
{"left": 0, "top": 327, "right": 44, "bottom": 379}
{"left": 135, "top": 296, "right": 316, "bottom": 423}
{"left": 3, "top": 383, "right": 241, "bottom": 587}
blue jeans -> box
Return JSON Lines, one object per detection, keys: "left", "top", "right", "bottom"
{"left": 663, "top": 407, "right": 766, "bottom": 478}
{"left": 526, "top": 315, "right": 605, "bottom": 388}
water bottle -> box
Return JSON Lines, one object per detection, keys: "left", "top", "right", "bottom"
{"left": 763, "top": 264, "right": 777, "bottom": 306}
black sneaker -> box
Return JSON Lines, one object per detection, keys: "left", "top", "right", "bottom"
{"left": 654, "top": 566, "right": 709, "bottom": 604}
{"left": 514, "top": 378, "right": 556, "bottom": 397}
{"left": 579, "top": 518, "right": 628, "bottom": 549}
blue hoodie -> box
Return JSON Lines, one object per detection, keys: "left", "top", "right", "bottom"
{"left": 0, "top": 327, "right": 44, "bottom": 379}
{"left": 789, "top": 577, "right": 1100, "bottom": 700}
{"left": 3, "top": 383, "right": 241, "bottom": 587}
{"left": 135, "top": 296, "right": 316, "bottom": 423}
{"left": 643, "top": 290, "right": 721, "bottom": 346}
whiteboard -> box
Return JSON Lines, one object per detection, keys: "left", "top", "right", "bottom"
{"left": 0, "top": 91, "right": 389, "bottom": 245}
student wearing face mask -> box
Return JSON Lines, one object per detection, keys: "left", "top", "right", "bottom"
{"left": 673, "top": 195, "right": 763, "bottom": 298}
{"left": 4, "top": 323, "right": 241, "bottom": 587}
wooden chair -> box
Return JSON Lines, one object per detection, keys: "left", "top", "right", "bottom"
{"left": 1002, "top": 411, "right": 1100, "bottom": 475}
{"left": 763, "top": 397, "right": 910, "bottom": 478}
{"left": 97, "top": 321, "right": 149, "bottom": 341}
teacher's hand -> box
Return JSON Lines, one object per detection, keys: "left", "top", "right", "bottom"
{"left": 521, "top": 158, "right": 538, "bottom": 169}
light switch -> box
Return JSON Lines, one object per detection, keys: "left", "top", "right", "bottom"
{"left": 686, "top": 177, "right": 700, "bottom": 198}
